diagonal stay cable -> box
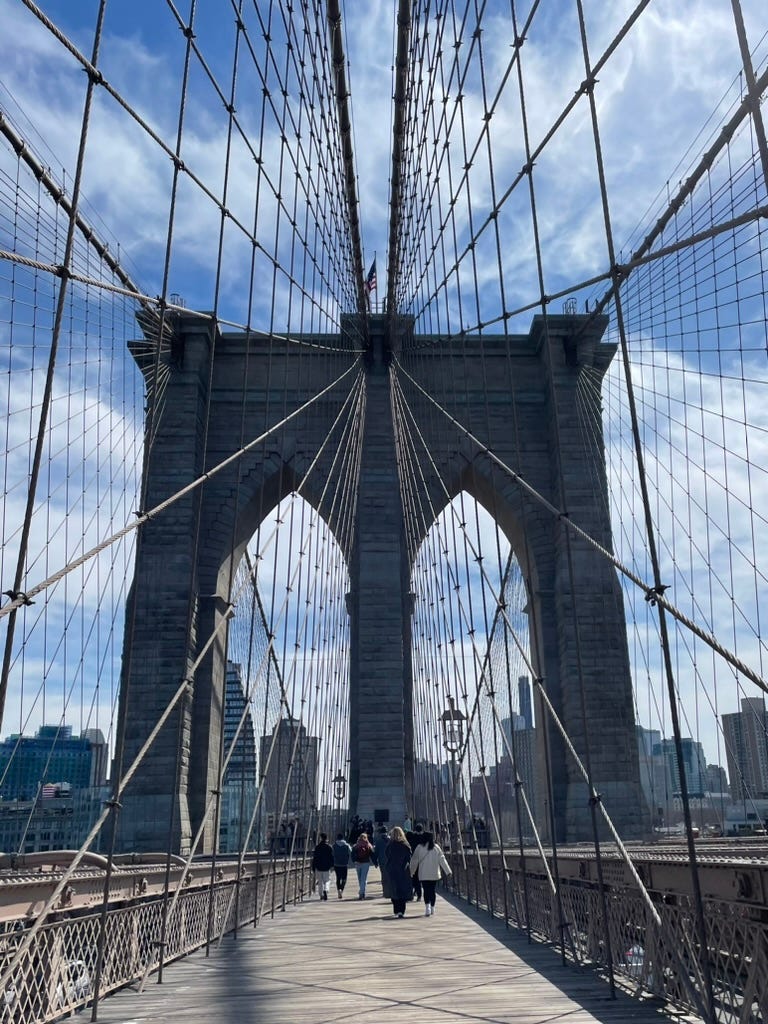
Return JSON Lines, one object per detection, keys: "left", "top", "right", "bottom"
{"left": 2, "top": 368, "right": 365, "bottom": 991}
{"left": 150, "top": 372, "right": 365, "bottom": 925}
{"left": 391, "top": 373, "right": 557, "bottom": 892}
{"left": 391, "top": 367, "right": 711, "bottom": 1017}
{"left": 0, "top": 358, "right": 361, "bottom": 619}
{"left": 393, "top": 357, "right": 768, "bottom": 697}
{"left": 0, "top": 0, "right": 109, "bottom": 732}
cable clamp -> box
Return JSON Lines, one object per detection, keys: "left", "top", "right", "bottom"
{"left": 2, "top": 589, "right": 34, "bottom": 606}
{"left": 644, "top": 584, "right": 668, "bottom": 607}
{"left": 588, "top": 792, "right": 602, "bottom": 807}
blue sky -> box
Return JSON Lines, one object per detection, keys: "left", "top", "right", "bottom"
{"left": 1, "top": 0, "right": 767, "bottom": 789}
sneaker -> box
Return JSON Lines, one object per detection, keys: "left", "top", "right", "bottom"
{"left": 396, "top": 912, "right": 404, "bottom": 918}
{"left": 424, "top": 906, "right": 430, "bottom": 916}
{"left": 338, "top": 890, "right": 342, "bottom": 899}
{"left": 431, "top": 903, "right": 436, "bottom": 914}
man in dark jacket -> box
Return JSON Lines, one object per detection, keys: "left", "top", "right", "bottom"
{"left": 373, "top": 827, "right": 392, "bottom": 899}
{"left": 311, "top": 833, "right": 335, "bottom": 900}
{"left": 405, "top": 823, "right": 428, "bottom": 900}
{"left": 331, "top": 833, "right": 352, "bottom": 898}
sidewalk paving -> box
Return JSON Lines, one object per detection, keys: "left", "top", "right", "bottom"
{"left": 95, "top": 876, "right": 700, "bottom": 1024}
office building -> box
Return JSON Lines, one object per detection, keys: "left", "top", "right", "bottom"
{"left": 0, "top": 725, "right": 104, "bottom": 801}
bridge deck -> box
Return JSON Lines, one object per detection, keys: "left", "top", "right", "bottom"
{"left": 96, "top": 878, "right": 699, "bottom": 1024}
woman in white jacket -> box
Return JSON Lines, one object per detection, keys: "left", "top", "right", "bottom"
{"left": 408, "top": 832, "right": 451, "bottom": 916}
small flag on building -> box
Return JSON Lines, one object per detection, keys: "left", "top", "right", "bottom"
{"left": 41, "top": 783, "right": 57, "bottom": 799}
{"left": 365, "top": 259, "right": 377, "bottom": 294}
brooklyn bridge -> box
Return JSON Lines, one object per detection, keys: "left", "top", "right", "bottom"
{"left": 0, "top": 1, "right": 767, "bottom": 1021}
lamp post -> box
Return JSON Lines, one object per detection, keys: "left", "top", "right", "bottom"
{"left": 441, "top": 696, "right": 466, "bottom": 845}
{"left": 332, "top": 770, "right": 346, "bottom": 835}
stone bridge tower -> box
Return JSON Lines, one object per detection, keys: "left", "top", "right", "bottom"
{"left": 116, "top": 310, "right": 646, "bottom": 852}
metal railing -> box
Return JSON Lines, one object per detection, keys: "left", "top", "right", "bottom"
{"left": 0, "top": 855, "right": 311, "bottom": 1022}
{"left": 448, "top": 846, "right": 768, "bottom": 1024}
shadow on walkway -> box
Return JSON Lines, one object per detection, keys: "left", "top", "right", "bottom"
{"left": 95, "top": 877, "right": 699, "bottom": 1024}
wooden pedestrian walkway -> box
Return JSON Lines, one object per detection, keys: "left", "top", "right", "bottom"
{"left": 95, "top": 878, "right": 700, "bottom": 1024}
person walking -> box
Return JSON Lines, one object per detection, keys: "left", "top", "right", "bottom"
{"left": 405, "top": 823, "right": 428, "bottom": 901}
{"left": 332, "top": 832, "right": 352, "bottom": 898}
{"left": 383, "top": 826, "right": 412, "bottom": 917}
{"left": 311, "top": 833, "right": 335, "bottom": 900}
{"left": 372, "top": 826, "right": 392, "bottom": 899}
{"left": 409, "top": 831, "right": 451, "bottom": 915}
{"left": 351, "top": 832, "right": 374, "bottom": 899}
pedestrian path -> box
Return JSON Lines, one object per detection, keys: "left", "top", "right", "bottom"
{"left": 96, "top": 877, "right": 700, "bottom": 1023}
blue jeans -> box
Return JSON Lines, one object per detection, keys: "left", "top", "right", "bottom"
{"left": 355, "top": 862, "right": 370, "bottom": 895}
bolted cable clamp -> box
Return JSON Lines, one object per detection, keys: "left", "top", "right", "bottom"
{"left": 644, "top": 584, "right": 668, "bottom": 607}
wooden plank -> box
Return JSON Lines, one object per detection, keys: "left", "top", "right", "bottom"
{"left": 95, "top": 878, "right": 701, "bottom": 1023}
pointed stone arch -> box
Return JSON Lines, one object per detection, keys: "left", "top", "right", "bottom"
{"left": 117, "top": 311, "right": 647, "bottom": 852}
{"left": 116, "top": 315, "right": 357, "bottom": 853}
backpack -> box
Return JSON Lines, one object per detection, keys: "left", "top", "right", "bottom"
{"left": 354, "top": 842, "right": 370, "bottom": 863}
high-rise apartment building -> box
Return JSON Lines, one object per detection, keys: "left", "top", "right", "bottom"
{"left": 651, "top": 736, "right": 708, "bottom": 798}
{"left": 722, "top": 697, "right": 768, "bottom": 801}
{"left": 258, "top": 717, "right": 318, "bottom": 819}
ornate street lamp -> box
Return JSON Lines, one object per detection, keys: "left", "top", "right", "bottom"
{"left": 332, "top": 769, "right": 346, "bottom": 835}
{"left": 332, "top": 770, "right": 347, "bottom": 802}
{"left": 440, "top": 695, "right": 466, "bottom": 754}
{"left": 440, "top": 696, "right": 466, "bottom": 841}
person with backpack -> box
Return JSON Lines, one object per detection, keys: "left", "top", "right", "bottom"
{"left": 332, "top": 832, "right": 352, "bottom": 898}
{"left": 351, "top": 831, "right": 374, "bottom": 899}
{"left": 408, "top": 831, "right": 452, "bottom": 915}
{"left": 311, "top": 833, "right": 335, "bottom": 900}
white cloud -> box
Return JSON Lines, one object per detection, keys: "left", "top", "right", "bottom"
{"left": 1, "top": 0, "right": 767, "bottom": 802}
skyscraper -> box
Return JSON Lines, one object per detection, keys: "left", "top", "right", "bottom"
{"left": 722, "top": 697, "right": 768, "bottom": 801}
{"left": 222, "top": 661, "right": 257, "bottom": 785}
{"left": 218, "top": 662, "right": 258, "bottom": 853}
{"left": 259, "top": 717, "right": 318, "bottom": 820}
{"left": 651, "top": 737, "right": 708, "bottom": 798}
{"left": 518, "top": 676, "right": 533, "bottom": 730}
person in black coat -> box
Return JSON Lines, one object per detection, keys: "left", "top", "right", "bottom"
{"left": 372, "top": 827, "right": 392, "bottom": 899}
{"left": 311, "top": 833, "right": 335, "bottom": 900}
{"left": 383, "top": 826, "right": 412, "bottom": 917}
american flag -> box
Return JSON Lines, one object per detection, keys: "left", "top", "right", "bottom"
{"left": 365, "top": 259, "right": 376, "bottom": 294}
{"left": 41, "top": 783, "right": 57, "bottom": 799}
